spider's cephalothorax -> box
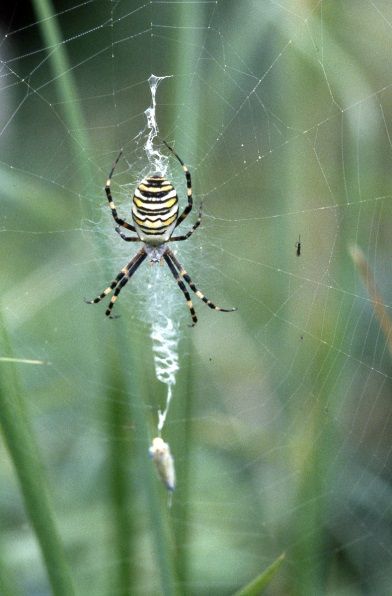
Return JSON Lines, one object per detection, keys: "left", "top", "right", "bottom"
{"left": 132, "top": 175, "right": 179, "bottom": 244}
{"left": 86, "top": 141, "right": 236, "bottom": 325}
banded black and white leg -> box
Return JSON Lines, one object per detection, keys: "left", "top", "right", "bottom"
{"left": 115, "top": 227, "right": 141, "bottom": 242}
{"left": 163, "top": 252, "right": 198, "bottom": 326}
{"left": 85, "top": 248, "right": 148, "bottom": 318}
{"left": 105, "top": 149, "right": 138, "bottom": 234}
{"left": 169, "top": 201, "right": 203, "bottom": 242}
{"left": 164, "top": 248, "right": 237, "bottom": 325}
{"left": 163, "top": 140, "right": 193, "bottom": 228}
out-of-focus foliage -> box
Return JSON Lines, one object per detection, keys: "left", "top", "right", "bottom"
{"left": 0, "top": 1, "right": 391, "bottom": 594}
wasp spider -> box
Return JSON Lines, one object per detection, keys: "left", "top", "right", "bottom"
{"left": 86, "top": 141, "right": 236, "bottom": 325}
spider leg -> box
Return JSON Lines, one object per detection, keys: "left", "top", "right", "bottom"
{"left": 105, "top": 249, "right": 148, "bottom": 318}
{"left": 85, "top": 248, "right": 147, "bottom": 318}
{"left": 115, "top": 226, "right": 141, "bottom": 242}
{"left": 85, "top": 269, "right": 127, "bottom": 305}
{"left": 169, "top": 201, "right": 203, "bottom": 242}
{"left": 167, "top": 249, "right": 237, "bottom": 313}
{"left": 85, "top": 247, "right": 146, "bottom": 305}
{"left": 163, "top": 252, "right": 198, "bottom": 326}
{"left": 163, "top": 140, "right": 193, "bottom": 228}
{"left": 105, "top": 149, "right": 137, "bottom": 232}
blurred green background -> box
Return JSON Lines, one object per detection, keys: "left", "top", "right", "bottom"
{"left": 0, "top": 1, "right": 391, "bottom": 594}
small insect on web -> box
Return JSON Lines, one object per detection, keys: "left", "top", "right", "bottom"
{"left": 295, "top": 234, "right": 301, "bottom": 257}
{"left": 85, "top": 140, "right": 237, "bottom": 326}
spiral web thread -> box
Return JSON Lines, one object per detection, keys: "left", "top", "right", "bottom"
{"left": 151, "top": 318, "right": 179, "bottom": 433}
{"left": 137, "top": 73, "right": 172, "bottom": 176}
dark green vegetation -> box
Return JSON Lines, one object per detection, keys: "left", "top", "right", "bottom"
{"left": 0, "top": 1, "right": 391, "bottom": 594}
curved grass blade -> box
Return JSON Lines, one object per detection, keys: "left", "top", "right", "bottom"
{"left": 233, "top": 553, "right": 285, "bottom": 596}
{"left": 0, "top": 317, "right": 75, "bottom": 595}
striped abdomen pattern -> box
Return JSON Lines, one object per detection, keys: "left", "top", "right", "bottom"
{"left": 132, "top": 176, "right": 179, "bottom": 243}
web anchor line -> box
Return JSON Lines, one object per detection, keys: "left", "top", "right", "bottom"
{"left": 135, "top": 73, "right": 173, "bottom": 176}
{"left": 151, "top": 317, "right": 179, "bottom": 434}
{"left": 157, "top": 384, "right": 174, "bottom": 434}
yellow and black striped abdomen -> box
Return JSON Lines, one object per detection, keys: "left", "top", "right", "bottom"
{"left": 132, "top": 176, "right": 179, "bottom": 244}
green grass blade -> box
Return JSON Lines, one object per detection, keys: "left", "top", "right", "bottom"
{"left": 0, "top": 550, "right": 21, "bottom": 596}
{"left": 0, "top": 317, "right": 75, "bottom": 596}
{"left": 233, "top": 553, "right": 285, "bottom": 596}
{"left": 119, "top": 321, "right": 178, "bottom": 596}
{"left": 106, "top": 353, "right": 135, "bottom": 594}
{"left": 32, "top": 0, "right": 92, "bottom": 189}
{"left": 105, "top": 342, "right": 178, "bottom": 595}
{"left": 169, "top": 4, "right": 206, "bottom": 589}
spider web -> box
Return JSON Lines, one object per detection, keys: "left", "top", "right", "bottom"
{"left": 1, "top": 1, "right": 391, "bottom": 593}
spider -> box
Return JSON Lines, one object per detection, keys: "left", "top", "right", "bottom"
{"left": 86, "top": 141, "right": 237, "bottom": 325}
